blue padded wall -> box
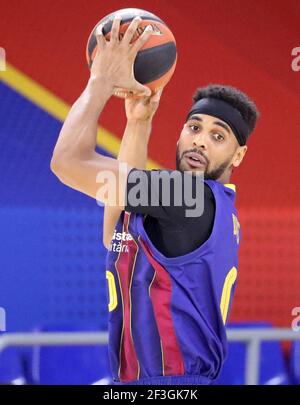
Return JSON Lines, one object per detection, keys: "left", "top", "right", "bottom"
{"left": 0, "top": 82, "right": 110, "bottom": 331}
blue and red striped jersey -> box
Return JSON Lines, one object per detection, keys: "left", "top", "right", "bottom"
{"left": 105, "top": 179, "right": 241, "bottom": 384}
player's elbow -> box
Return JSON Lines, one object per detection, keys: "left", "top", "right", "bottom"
{"left": 50, "top": 152, "right": 74, "bottom": 185}
{"left": 103, "top": 236, "right": 110, "bottom": 250}
{"left": 50, "top": 154, "right": 61, "bottom": 176}
{"left": 103, "top": 229, "right": 114, "bottom": 250}
{"left": 51, "top": 153, "right": 65, "bottom": 177}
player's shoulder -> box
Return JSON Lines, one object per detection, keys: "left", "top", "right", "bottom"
{"left": 205, "top": 179, "right": 236, "bottom": 192}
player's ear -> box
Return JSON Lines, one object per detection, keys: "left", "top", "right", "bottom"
{"left": 232, "top": 145, "right": 247, "bottom": 168}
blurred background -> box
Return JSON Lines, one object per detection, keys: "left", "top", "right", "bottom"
{"left": 0, "top": 0, "right": 299, "bottom": 385}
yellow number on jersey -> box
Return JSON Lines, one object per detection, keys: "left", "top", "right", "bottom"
{"left": 232, "top": 214, "right": 240, "bottom": 244}
{"left": 106, "top": 271, "right": 118, "bottom": 312}
{"left": 220, "top": 267, "right": 237, "bottom": 324}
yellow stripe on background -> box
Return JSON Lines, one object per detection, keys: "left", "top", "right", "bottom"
{"left": 0, "top": 62, "right": 159, "bottom": 169}
{"left": 1, "top": 63, "right": 69, "bottom": 121}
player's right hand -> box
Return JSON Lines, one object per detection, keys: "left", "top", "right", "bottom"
{"left": 90, "top": 16, "right": 154, "bottom": 97}
{"left": 124, "top": 88, "right": 163, "bottom": 122}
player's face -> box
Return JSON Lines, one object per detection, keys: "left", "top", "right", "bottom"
{"left": 176, "top": 114, "right": 247, "bottom": 180}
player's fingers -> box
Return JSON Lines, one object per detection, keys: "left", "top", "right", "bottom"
{"left": 122, "top": 16, "right": 142, "bottom": 45}
{"left": 130, "top": 25, "right": 155, "bottom": 55}
{"left": 150, "top": 88, "right": 163, "bottom": 103}
{"left": 110, "top": 15, "right": 122, "bottom": 43}
{"left": 114, "top": 88, "right": 128, "bottom": 98}
{"left": 95, "top": 26, "right": 106, "bottom": 50}
{"left": 131, "top": 81, "right": 151, "bottom": 97}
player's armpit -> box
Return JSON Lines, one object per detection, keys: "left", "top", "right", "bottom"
{"left": 50, "top": 151, "right": 132, "bottom": 208}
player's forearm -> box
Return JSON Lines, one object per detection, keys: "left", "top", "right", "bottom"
{"left": 51, "top": 78, "right": 113, "bottom": 165}
{"left": 118, "top": 118, "right": 152, "bottom": 168}
{"left": 103, "top": 118, "right": 152, "bottom": 249}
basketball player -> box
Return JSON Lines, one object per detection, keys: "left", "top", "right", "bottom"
{"left": 51, "top": 16, "right": 259, "bottom": 385}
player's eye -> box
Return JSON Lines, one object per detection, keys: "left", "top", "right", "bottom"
{"left": 213, "top": 132, "right": 225, "bottom": 141}
{"left": 189, "top": 124, "right": 200, "bottom": 132}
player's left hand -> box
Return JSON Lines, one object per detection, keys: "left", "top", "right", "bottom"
{"left": 124, "top": 88, "right": 163, "bottom": 122}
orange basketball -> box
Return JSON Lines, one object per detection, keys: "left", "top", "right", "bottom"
{"left": 86, "top": 8, "right": 177, "bottom": 96}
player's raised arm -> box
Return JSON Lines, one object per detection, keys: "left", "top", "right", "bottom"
{"left": 103, "top": 90, "right": 162, "bottom": 248}
{"left": 50, "top": 16, "right": 154, "bottom": 206}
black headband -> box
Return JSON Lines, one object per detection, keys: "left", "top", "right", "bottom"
{"left": 186, "top": 98, "right": 250, "bottom": 146}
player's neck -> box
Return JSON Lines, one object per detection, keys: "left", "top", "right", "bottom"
{"left": 217, "top": 171, "right": 231, "bottom": 185}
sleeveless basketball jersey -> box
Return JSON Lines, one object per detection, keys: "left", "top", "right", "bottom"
{"left": 105, "top": 179, "right": 241, "bottom": 384}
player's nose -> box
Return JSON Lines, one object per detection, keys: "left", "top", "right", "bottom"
{"left": 192, "top": 132, "right": 207, "bottom": 150}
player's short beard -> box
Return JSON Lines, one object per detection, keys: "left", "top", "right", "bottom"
{"left": 176, "top": 145, "right": 232, "bottom": 181}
